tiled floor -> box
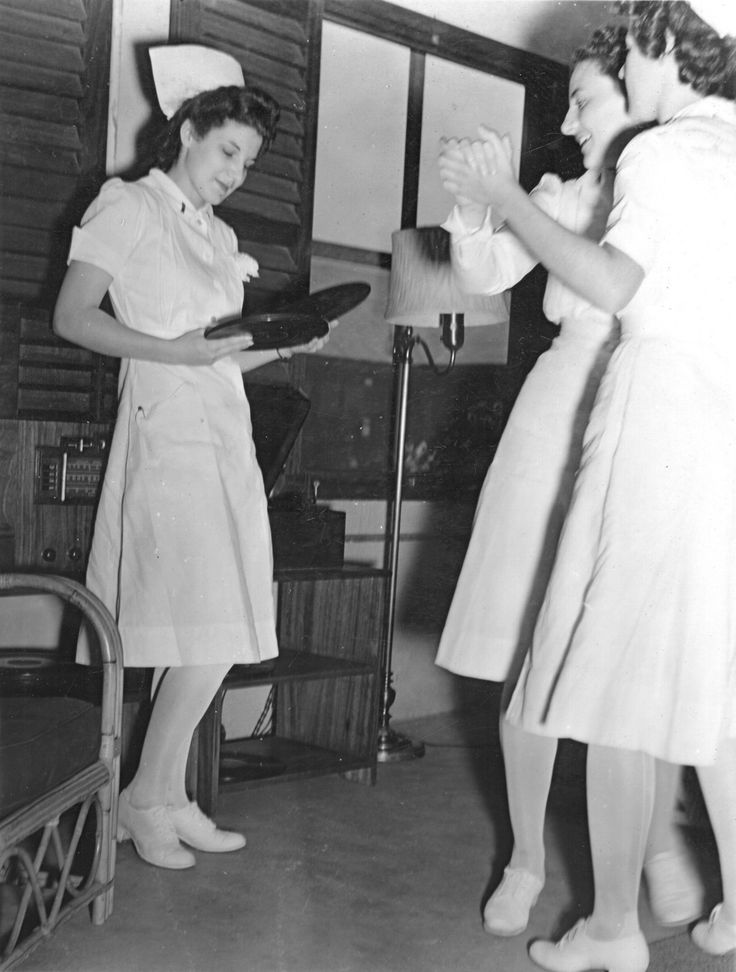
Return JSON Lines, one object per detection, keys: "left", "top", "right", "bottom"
{"left": 14, "top": 694, "right": 732, "bottom": 972}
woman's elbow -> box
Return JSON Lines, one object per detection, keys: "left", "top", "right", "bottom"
{"left": 600, "top": 248, "right": 644, "bottom": 314}
{"left": 52, "top": 306, "right": 75, "bottom": 341}
{"left": 52, "top": 298, "right": 89, "bottom": 345}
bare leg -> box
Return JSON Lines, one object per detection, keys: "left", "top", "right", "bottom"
{"left": 126, "top": 663, "right": 230, "bottom": 810}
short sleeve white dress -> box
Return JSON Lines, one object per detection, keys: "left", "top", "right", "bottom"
{"left": 70, "top": 168, "right": 278, "bottom": 668}
{"left": 507, "top": 98, "right": 736, "bottom": 765}
{"left": 435, "top": 170, "right": 619, "bottom": 683}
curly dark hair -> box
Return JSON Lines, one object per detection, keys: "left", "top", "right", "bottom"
{"left": 155, "top": 83, "right": 281, "bottom": 172}
{"left": 570, "top": 24, "right": 629, "bottom": 89}
{"left": 619, "top": 1, "right": 736, "bottom": 96}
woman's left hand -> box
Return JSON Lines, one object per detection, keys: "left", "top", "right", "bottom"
{"left": 439, "top": 128, "right": 519, "bottom": 216}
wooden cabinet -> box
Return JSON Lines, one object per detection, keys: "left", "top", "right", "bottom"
{"left": 191, "top": 565, "right": 387, "bottom": 814}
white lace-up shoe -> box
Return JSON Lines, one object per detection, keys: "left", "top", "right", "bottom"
{"left": 529, "top": 918, "right": 649, "bottom": 972}
{"left": 117, "top": 789, "right": 196, "bottom": 869}
{"left": 691, "top": 904, "right": 736, "bottom": 956}
{"left": 483, "top": 866, "right": 544, "bottom": 936}
{"left": 167, "top": 801, "right": 246, "bottom": 853}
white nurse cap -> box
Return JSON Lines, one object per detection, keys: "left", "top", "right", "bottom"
{"left": 150, "top": 45, "right": 245, "bottom": 119}
{"left": 688, "top": 0, "right": 736, "bottom": 37}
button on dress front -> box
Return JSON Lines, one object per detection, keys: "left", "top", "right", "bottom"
{"left": 435, "top": 171, "right": 618, "bottom": 684}
{"left": 70, "top": 168, "right": 278, "bottom": 668}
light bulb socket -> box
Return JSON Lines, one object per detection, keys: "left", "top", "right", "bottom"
{"left": 440, "top": 312, "right": 465, "bottom": 352}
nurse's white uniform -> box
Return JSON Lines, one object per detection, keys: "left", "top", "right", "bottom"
{"left": 71, "top": 168, "right": 278, "bottom": 667}
{"left": 436, "top": 170, "right": 618, "bottom": 683}
{"left": 508, "top": 98, "right": 736, "bottom": 765}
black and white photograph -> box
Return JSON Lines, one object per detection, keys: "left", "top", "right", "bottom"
{"left": 1, "top": 1, "right": 735, "bottom": 970}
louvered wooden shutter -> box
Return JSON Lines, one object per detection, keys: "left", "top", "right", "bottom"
{"left": 0, "top": 0, "right": 116, "bottom": 421}
{"left": 170, "top": 0, "right": 323, "bottom": 311}
{"left": 0, "top": 0, "right": 112, "bottom": 303}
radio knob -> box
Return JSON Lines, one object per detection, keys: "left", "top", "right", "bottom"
{"left": 68, "top": 545, "right": 82, "bottom": 562}
{"left": 41, "top": 547, "right": 57, "bottom": 562}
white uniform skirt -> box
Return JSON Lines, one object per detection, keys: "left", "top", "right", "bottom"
{"left": 83, "top": 358, "right": 278, "bottom": 668}
{"left": 436, "top": 321, "right": 615, "bottom": 685}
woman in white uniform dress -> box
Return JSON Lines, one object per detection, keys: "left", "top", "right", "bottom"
{"left": 442, "top": 2, "right": 736, "bottom": 968}
{"left": 437, "top": 28, "right": 698, "bottom": 939}
{"left": 54, "top": 46, "right": 328, "bottom": 870}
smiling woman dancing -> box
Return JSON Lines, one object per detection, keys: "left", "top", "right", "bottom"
{"left": 439, "top": 2, "right": 736, "bottom": 969}
{"left": 436, "top": 25, "right": 700, "bottom": 940}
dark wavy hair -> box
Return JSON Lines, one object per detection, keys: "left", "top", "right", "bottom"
{"left": 619, "top": 1, "right": 736, "bottom": 96}
{"left": 570, "top": 24, "right": 629, "bottom": 90}
{"left": 155, "top": 84, "right": 281, "bottom": 172}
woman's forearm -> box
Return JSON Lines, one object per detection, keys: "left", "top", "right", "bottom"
{"left": 499, "top": 184, "right": 644, "bottom": 313}
{"left": 53, "top": 260, "right": 183, "bottom": 362}
{"left": 235, "top": 349, "right": 283, "bottom": 372}
{"left": 53, "top": 260, "right": 252, "bottom": 365}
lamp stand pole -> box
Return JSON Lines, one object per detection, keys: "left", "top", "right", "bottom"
{"left": 376, "top": 325, "right": 426, "bottom": 762}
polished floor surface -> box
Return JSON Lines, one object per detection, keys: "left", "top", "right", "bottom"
{"left": 17, "top": 689, "right": 733, "bottom": 972}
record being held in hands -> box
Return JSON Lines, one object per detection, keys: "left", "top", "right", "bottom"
{"left": 204, "top": 281, "right": 371, "bottom": 349}
{"left": 277, "top": 282, "right": 371, "bottom": 321}
{"left": 204, "top": 312, "right": 329, "bottom": 349}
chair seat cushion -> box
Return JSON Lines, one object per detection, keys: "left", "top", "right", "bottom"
{"left": 0, "top": 696, "right": 100, "bottom": 818}
{"left": 0, "top": 652, "right": 102, "bottom": 819}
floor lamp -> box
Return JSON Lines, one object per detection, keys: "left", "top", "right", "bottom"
{"left": 377, "top": 226, "right": 509, "bottom": 762}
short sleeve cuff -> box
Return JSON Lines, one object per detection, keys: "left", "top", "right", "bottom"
{"left": 68, "top": 224, "right": 128, "bottom": 277}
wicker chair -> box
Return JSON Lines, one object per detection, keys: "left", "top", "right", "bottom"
{"left": 0, "top": 573, "right": 122, "bottom": 971}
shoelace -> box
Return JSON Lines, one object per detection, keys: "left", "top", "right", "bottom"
{"left": 179, "top": 803, "right": 216, "bottom": 832}
{"left": 499, "top": 869, "right": 539, "bottom": 895}
{"left": 143, "top": 805, "right": 180, "bottom": 842}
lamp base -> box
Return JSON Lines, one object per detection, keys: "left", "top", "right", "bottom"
{"left": 376, "top": 727, "right": 426, "bottom": 763}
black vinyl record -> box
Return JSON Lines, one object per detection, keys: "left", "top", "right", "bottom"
{"left": 204, "top": 281, "right": 371, "bottom": 349}
{"left": 277, "top": 282, "right": 371, "bottom": 320}
{"left": 204, "top": 312, "right": 329, "bottom": 349}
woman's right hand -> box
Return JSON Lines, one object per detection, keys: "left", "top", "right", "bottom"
{"left": 169, "top": 328, "right": 254, "bottom": 365}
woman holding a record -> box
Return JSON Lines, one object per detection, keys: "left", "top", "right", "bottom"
{"left": 54, "top": 45, "right": 328, "bottom": 870}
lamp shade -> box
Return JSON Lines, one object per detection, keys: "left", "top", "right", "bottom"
{"left": 385, "top": 226, "right": 509, "bottom": 328}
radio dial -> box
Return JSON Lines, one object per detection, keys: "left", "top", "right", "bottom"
{"left": 41, "top": 547, "right": 57, "bottom": 562}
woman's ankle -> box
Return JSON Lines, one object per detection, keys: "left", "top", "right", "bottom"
{"left": 507, "top": 850, "right": 544, "bottom": 882}
{"left": 718, "top": 902, "right": 736, "bottom": 927}
{"left": 123, "top": 784, "right": 164, "bottom": 811}
{"left": 586, "top": 910, "right": 640, "bottom": 941}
